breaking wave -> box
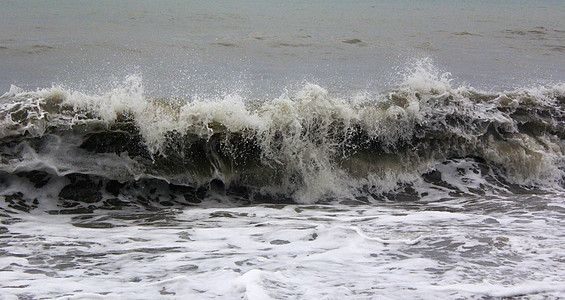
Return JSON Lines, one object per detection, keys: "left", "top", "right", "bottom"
{"left": 1, "top": 60, "right": 565, "bottom": 208}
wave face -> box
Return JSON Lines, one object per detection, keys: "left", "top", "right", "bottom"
{"left": 1, "top": 61, "right": 565, "bottom": 207}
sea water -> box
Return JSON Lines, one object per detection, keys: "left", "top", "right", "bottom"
{"left": 1, "top": 1, "right": 565, "bottom": 299}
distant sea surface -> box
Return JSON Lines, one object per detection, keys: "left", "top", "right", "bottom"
{"left": 1, "top": 0, "right": 565, "bottom": 95}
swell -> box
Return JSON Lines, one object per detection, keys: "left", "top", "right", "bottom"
{"left": 1, "top": 61, "right": 565, "bottom": 205}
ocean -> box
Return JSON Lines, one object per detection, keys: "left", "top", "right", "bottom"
{"left": 1, "top": 1, "right": 565, "bottom": 299}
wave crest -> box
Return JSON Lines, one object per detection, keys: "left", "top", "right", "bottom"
{"left": 2, "top": 63, "right": 565, "bottom": 202}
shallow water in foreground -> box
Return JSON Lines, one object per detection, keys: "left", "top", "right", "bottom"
{"left": 2, "top": 193, "right": 565, "bottom": 299}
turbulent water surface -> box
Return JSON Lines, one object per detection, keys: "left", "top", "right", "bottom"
{"left": 1, "top": 1, "right": 565, "bottom": 299}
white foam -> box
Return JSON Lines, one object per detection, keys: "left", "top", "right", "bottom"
{"left": 1, "top": 197, "right": 565, "bottom": 299}
{"left": 430, "top": 281, "right": 565, "bottom": 298}
{"left": 233, "top": 269, "right": 274, "bottom": 300}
